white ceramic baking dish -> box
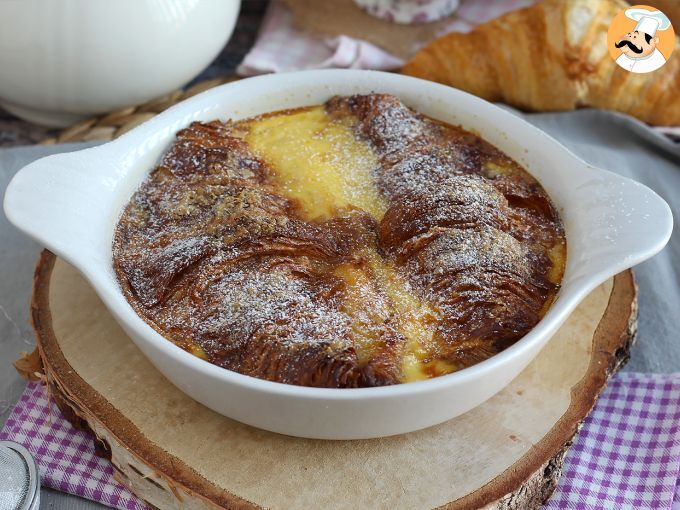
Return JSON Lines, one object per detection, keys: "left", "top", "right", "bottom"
{"left": 4, "top": 70, "right": 672, "bottom": 439}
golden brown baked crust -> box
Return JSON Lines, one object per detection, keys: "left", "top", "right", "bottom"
{"left": 113, "top": 94, "right": 565, "bottom": 388}
{"left": 402, "top": 0, "right": 680, "bottom": 127}
{"left": 329, "top": 95, "right": 561, "bottom": 366}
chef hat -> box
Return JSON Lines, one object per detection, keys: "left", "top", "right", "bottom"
{"left": 625, "top": 8, "right": 672, "bottom": 37}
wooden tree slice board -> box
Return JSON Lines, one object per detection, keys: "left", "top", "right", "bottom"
{"left": 28, "top": 251, "right": 637, "bottom": 510}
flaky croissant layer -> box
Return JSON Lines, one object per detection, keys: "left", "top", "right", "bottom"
{"left": 403, "top": 0, "right": 680, "bottom": 127}
{"left": 113, "top": 94, "right": 566, "bottom": 387}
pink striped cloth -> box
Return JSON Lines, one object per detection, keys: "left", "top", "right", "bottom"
{"left": 2, "top": 374, "right": 680, "bottom": 509}
{"left": 237, "top": 0, "right": 535, "bottom": 75}
{"left": 237, "top": 0, "right": 680, "bottom": 142}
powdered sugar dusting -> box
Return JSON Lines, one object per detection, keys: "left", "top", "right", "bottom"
{"left": 410, "top": 226, "right": 530, "bottom": 280}
{"left": 196, "top": 263, "right": 352, "bottom": 351}
{"left": 113, "top": 94, "right": 566, "bottom": 386}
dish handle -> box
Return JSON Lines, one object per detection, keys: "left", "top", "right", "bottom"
{"left": 3, "top": 149, "right": 120, "bottom": 272}
{"left": 562, "top": 167, "right": 672, "bottom": 290}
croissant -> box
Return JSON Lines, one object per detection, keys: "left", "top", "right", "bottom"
{"left": 114, "top": 94, "right": 565, "bottom": 387}
{"left": 114, "top": 118, "right": 405, "bottom": 388}
{"left": 402, "top": 0, "right": 680, "bottom": 126}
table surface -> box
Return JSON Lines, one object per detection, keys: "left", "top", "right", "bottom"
{"left": 1, "top": 3, "right": 680, "bottom": 509}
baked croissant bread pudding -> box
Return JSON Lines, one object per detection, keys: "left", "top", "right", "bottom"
{"left": 402, "top": 0, "right": 680, "bottom": 126}
{"left": 113, "top": 94, "right": 566, "bottom": 388}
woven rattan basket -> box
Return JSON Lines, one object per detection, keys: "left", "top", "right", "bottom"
{"left": 41, "top": 76, "right": 239, "bottom": 145}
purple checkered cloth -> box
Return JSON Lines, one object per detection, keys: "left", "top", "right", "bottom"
{"left": 0, "top": 382, "right": 148, "bottom": 510}
{"left": 2, "top": 373, "right": 679, "bottom": 509}
{"left": 545, "top": 373, "right": 680, "bottom": 509}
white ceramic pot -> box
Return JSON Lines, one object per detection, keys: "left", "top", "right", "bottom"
{"left": 0, "top": 0, "right": 240, "bottom": 126}
{"left": 4, "top": 70, "right": 673, "bottom": 439}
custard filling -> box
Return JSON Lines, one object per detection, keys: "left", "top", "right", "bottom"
{"left": 247, "top": 107, "right": 457, "bottom": 381}
{"left": 113, "top": 94, "right": 567, "bottom": 387}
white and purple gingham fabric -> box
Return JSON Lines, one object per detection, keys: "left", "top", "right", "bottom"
{"left": 546, "top": 373, "right": 680, "bottom": 509}
{"left": 0, "top": 382, "right": 148, "bottom": 510}
{"left": 2, "top": 374, "right": 680, "bottom": 510}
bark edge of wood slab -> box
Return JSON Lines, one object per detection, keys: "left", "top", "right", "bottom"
{"left": 25, "top": 250, "right": 638, "bottom": 510}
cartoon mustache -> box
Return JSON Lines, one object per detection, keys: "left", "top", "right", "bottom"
{"left": 615, "top": 39, "right": 643, "bottom": 54}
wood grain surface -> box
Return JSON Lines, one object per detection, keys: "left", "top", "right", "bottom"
{"left": 28, "top": 251, "right": 637, "bottom": 509}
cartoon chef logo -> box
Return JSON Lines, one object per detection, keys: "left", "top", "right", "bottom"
{"left": 608, "top": 5, "right": 675, "bottom": 73}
